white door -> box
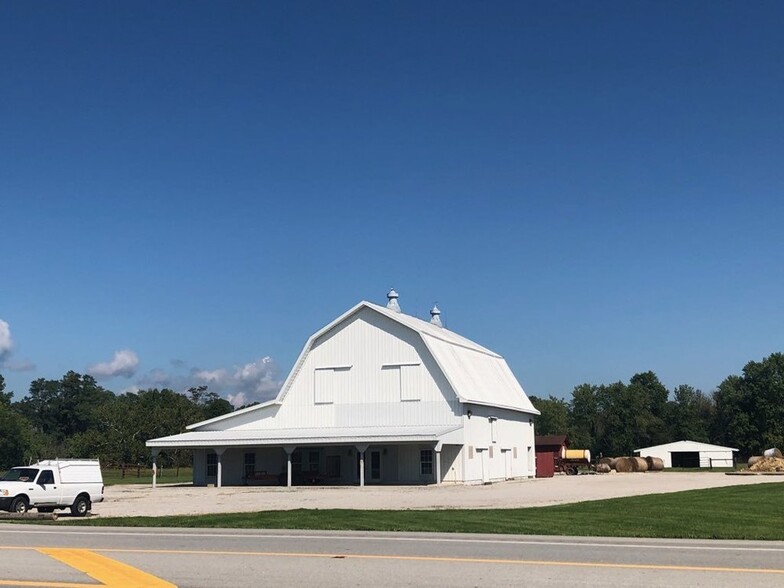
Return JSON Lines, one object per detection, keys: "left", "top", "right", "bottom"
{"left": 480, "top": 450, "right": 489, "bottom": 484}
{"left": 33, "top": 469, "right": 60, "bottom": 505}
{"left": 504, "top": 450, "right": 512, "bottom": 480}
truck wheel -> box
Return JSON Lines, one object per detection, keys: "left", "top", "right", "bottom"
{"left": 70, "top": 496, "right": 90, "bottom": 517}
{"left": 10, "top": 497, "right": 29, "bottom": 514}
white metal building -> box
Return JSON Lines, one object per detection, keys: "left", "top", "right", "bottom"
{"left": 147, "top": 291, "right": 539, "bottom": 487}
{"left": 634, "top": 440, "right": 738, "bottom": 468}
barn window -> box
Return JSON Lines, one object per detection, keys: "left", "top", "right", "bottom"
{"left": 244, "top": 452, "right": 256, "bottom": 479}
{"left": 308, "top": 450, "right": 320, "bottom": 472}
{"left": 291, "top": 451, "right": 302, "bottom": 474}
{"left": 420, "top": 450, "right": 433, "bottom": 475}
{"left": 314, "top": 366, "right": 351, "bottom": 404}
{"left": 381, "top": 362, "right": 421, "bottom": 401}
{"left": 206, "top": 453, "right": 217, "bottom": 477}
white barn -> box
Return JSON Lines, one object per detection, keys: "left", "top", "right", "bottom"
{"left": 147, "top": 291, "right": 540, "bottom": 486}
{"left": 635, "top": 440, "right": 738, "bottom": 469}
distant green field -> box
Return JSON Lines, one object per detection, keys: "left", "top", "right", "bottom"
{"left": 63, "top": 481, "right": 784, "bottom": 540}
{"left": 101, "top": 467, "right": 192, "bottom": 486}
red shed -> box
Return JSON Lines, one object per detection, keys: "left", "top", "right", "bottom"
{"left": 534, "top": 435, "right": 569, "bottom": 478}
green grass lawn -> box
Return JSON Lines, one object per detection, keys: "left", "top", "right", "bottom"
{"left": 65, "top": 482, "right": 784, "bottom": 540}
{"left": 101, "top": 467, "right": 192, "bottom": 486}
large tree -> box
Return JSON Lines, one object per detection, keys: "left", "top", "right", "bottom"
{"left": 0, "top": 374, "right": 37, "bottom": 468}
{"left": 529, "top": 395, "right": 570, "bottom": 436}
{"left": 713, "top": 353, "right": 784, "bottom": 455}
{"left": 16, "top": 371, "right": 114, "bottom": 443}
{"left": 667, "top": 384, "right": 713, "bottom": 443}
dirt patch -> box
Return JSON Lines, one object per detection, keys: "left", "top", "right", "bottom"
{"left": 91, "top": 473, "right": 783, "bottom": 518}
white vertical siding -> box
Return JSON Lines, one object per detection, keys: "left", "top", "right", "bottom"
{"left": 257, "top": 308, "right": 461, "bottom": 430}
{"left": 460, "top": 404, "right": 535, "bottom": 483}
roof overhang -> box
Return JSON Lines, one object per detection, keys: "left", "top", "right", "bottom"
{"left": 147, "top": 425, "right": 463, "bottom": 449}
{"left": 459, "top": 398, "right": 540, "bottom": 416}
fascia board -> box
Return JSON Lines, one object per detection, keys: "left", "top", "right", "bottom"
{"left": 458, "top": 398, "right": 541, "bottom": 415}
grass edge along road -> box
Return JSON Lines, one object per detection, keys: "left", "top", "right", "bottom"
{"left": 45, "top": 482, "right": 784, "bottom": 540}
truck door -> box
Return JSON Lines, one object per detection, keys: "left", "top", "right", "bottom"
{"left": 34, "top": 470, "right": 60, "bottom": 506}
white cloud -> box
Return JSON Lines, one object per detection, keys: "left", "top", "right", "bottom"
{"left": 0, "top": 319, "right": 13, "bottom": 362}
{"left": 129, "top": 355, "right": 283, "bottom": 408}
{"left": 226, "top": 391, "right": 248, "bottom": 407}
{"left": 232, "top": 356, "right": 281, "bottom": 397}
{"left": 195, "top": 369, "right": 228, "bottom": 384}
{"left": 134, "top": 368, "right": 173, "bottom": 389}
{"left": 5, "top": 360, "right": 36, "bottom": 372}
{"left": 88, "top": 349, "right": 140, "bottom": 379}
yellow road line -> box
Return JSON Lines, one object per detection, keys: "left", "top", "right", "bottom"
{"left": 36, "top": 549, "right": 175, "bottom": 588}
{"left": 92, "top": 546, "right": 784, "bottom": 575}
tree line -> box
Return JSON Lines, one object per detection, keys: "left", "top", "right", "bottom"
{"left": 0, "top": 371, "right": 234, "bottom": 469}
{"left": 530, "top": 352, "right": 784, "bottom": 459}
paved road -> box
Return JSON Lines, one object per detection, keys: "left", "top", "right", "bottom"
{"left": 1, "top": 525, "right": 783, "bottom": 587}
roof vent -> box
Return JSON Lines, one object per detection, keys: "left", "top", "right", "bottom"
{"left": 386, "top": 288, "right": 401, "bottom": 313}
{"left": 430, "top": 304, "right": 443, "bottom": 327}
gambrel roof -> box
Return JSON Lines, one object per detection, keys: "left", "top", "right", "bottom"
{"left": 187, "top": 300, "right": 538, "bottom": 432}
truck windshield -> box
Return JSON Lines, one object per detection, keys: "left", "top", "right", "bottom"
{"left": 1, "top": 468, "right": 39, "bottom": 482}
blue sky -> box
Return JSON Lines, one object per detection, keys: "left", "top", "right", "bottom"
{"left": 1, "top": 2, "right": 782, "bottom": 405}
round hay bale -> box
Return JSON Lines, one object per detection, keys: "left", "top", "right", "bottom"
{"left": 750, "top": 457, "right": 784, "bottom": 472}
{"left": 614, "top": 457, "right": 635, "bottom": 473}
{"left": 598, "top": 457, "right": 614, "bottom": 466}
{"left": 631, "top": 457, "right": 648, "bottom": 472}
{"left": 763, "top": 448, "right": 783, "bottom": 459}
{"left": 596, "top": 463, "right": 611, "bottom": 474}
{"left": 747, "top": 456, "right": 764, "bottom": 468}
{"left": 645, "top": 456, "right": 664, "bottom": 471}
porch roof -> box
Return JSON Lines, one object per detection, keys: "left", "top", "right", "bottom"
{"left": 146, "top": 425, "right": 463, "bottom": 449}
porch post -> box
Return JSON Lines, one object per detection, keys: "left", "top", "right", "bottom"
{"left": 283, "top": 446, "right": 297, "bottom": 488}
{"left": 355, "top": 444, "right": 369, "bottom": 487}
{"left": 215, "top": 448, "right": 226, "bottom": 488}
{"left": 435, "top": 441, "right": 443, "bottom": 485}
{"left": 151, "top": 449, "right": 160, "bottom": 489}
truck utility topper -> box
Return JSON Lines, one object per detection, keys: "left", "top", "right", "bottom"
{"left": 0, "top": 459, "right": 104, "bottom": 516}
{"left": 37, "top": 459, "right": 103, "bottom": 484}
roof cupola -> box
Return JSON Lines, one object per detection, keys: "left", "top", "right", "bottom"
{"left": 430, "top": 304, "right": 443, "bottom": 327}
{"left": 386, "top": 288, "right": 401, "bottom": 313}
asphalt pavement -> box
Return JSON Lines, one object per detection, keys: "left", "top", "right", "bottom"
{"left": 1, "top": 525, "right": 783, "bottom": 587}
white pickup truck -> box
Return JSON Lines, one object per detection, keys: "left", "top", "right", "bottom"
{"left": 0, "top": 459, "right": 104, "bottom": 516}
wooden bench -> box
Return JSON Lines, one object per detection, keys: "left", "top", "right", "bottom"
{"left": 244, "top": 471, "right": 279, "bottom": 486}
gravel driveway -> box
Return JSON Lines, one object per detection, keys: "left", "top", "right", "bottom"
{"left": 92, "top": 473, "right": 783, "bottom": 518}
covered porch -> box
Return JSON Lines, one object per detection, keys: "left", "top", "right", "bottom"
{"left": 146, "top": 425, "right": 464, "bottom": 488}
